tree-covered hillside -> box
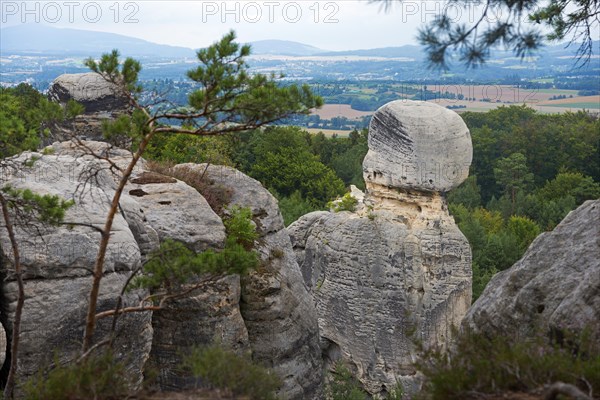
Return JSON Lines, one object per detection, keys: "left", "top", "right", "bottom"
{"left": 146, "top": 105, "right": 600, "bottom": 300}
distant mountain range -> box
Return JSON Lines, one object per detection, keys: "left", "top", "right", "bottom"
{"left": 1, "top": 24, "right": 597, "bottom": 62}
{"left": 317, "top": 45, "right": 424, "bottom": 59}
{"left": 0, "top": 24, "right": 196, "bottom": 58}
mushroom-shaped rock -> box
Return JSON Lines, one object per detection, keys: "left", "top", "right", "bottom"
{"left": 363, "top": 100, "right": 472, "bottom": 192}
{"left": 289, "top": 100, "right": 473, "bottom": 397}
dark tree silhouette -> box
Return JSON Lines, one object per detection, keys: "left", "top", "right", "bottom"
{"left": 370, "top": 0, "right": 599, "bottom": 68}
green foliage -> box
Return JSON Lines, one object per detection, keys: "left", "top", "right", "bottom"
{"left": 41, "top": 147, "right": 55, "bottom": 155}
{"left": 131, "top": 206, "right": 259, "bottom": 292}
{"left": 223, "top": 205, "right": 259, "bottom": 250}
{"left": 477, "top": 231, "right": 521, "bottom": 273}
{"left": 250, "top": 127, "right": 345, "bottom": 207}
{"left": 1, "top": 186, "right": 74, "bottom": 225}
{"left": 0, "top": 85, "right": 60, "bottom": 157}
{"left": 328, "top": 132, "right": 369, "bottom": 190}
{"left": 0, "top": 84, "right": 84, "bottom": 158}
{"left": 145, "top": 132, "right": 235, "bottom": 165}
{"left": 494, "top": 152, "right": 534, "bottom": 211}
{"left": 447, "top": 176, "right": 481, "bottom": 209}
{"left": 417, "top": 329, "right": 600, "bottom": 400}
{"left": 277, "top": 191, "right": 321, "bottom": 226}
{"left": 65, "top": 99, "right": 85, "bottom": 119}
{"left": 471, "top": 262, "right": 497, "bottom": 300}
{"left": 85, "top": 49, "right": 142, "bottom": 94}
{"left": 181, "top": 345, "right": 281, "bottom": 400}
{"left": 23, "top": 351, "right": 130, "bottom": 400}
{"left": 446, "top": 107, "right": 600, "bottom": 302}
{"left": 327, "top": 363, "right": 368, "bottom": 400}
{"left": 507, "top": 216, "right": 541, "bottom": 253}
{"left": 387, "top": 384, "right": 404, "bottom": 400}
{"left": 450, "top": 204, "right": 530, "bottom": 301}
{"left": 462, "top": 107, "right": 600, "bottom": 202}
{"left": 518, "top": 192, "right": 577, "bottom": 231}
{"left": 131, "top": 238, "right": 258, "bottom": 291}
{"left": 0, "top": 94, "right": 39, "bottom": 158}
{"left": 328, "top": 193, "right": 358, "bottom": 213}
{"left": 538, "top": 171, "right": 600, "bottom": 204}
{"left": 100, "top": 110, "right": 148, "bottom": 146}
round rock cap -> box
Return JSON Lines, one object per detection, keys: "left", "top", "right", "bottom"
{"left": 363, "top": 100, "right": 472, "bottom": 192}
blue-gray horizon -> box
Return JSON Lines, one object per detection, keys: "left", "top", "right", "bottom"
{"left": 0, "top": 0, "right": 494, "bottom": 51}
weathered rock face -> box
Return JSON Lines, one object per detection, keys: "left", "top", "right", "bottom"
{"left": 0, "top": 143, "right": 153, "bottom": 387}
{"left": 289, "top": 100, "right": 473, "bottom": 396}
{"left": 0, "top": 142, "right": 322, "bottom": 399}
{"left": 363, "top": 101, "right": 472, "bottom": 192}
{"left": 463, "top": 199, "right": 600, "bottom": 342}
{"left": 0, "top": 323, "right": 5, "bottom": 371}
{"left": 145, "top": 275, "right": 250, "bottom": 390}
{"left": 173, "top": 164, "right": 324, "bottom": 399}
{"left": 48, "top": 73, "right": 128, "bottom": 112}
{"left": 47, "top": 73, "right": 130, "bottom": 143}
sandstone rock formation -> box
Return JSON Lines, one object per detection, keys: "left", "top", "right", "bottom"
{"left": 363, "top": 101, "right": 471, "bottom": 192}
{"left": 463, "top": 199, "right": 600, "bottom": 342}
{"left": 289, "top": 100, "right": 473, "bottom": 396}
{"left": 0, "top": 142, "right": 322, "bottom": 399}
{"left": 153, "top": 163, "right": 323, "bottom": 398}
{"left": 47, "top": 73, "right": 130, "bottom": 143}
{"left": 0, "top": 143, "right": 152, "bottom": 387}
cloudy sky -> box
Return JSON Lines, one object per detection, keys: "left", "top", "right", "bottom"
{"left": 0, "top": 1, "right": 506, "bottom": 50}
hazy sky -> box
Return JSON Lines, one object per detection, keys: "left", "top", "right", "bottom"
{"left": 0, "top": 1, "right": 507, "bottom": 50}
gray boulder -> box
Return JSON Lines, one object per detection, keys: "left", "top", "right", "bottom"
{"left": 145, "top": 275, "right": 250, "bottom": 390}
{"left": 173, "top": 164, "right": 324, "bottom": 399}
{"left": 0, "top": 144, "right": 152, "bottom": 386}
{"left": 363, "top": 100, "right": 472, "bottom": 193}
{"left": 289, "top": 100, "right": 473, "bottom": 397}
{"left": 48, "top": 73, "right": 128, "bottom": 113}
{"left": 47, "top": 73, "right": 130, "bottom": 143}
{"left": 463, "top": 199, "right": 600, "bottom": 341}
{"left": 0, "top": 319, "right": 6, "bottom": 372}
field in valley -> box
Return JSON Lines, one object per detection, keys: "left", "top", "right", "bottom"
{"left": 311, "top": 104, "right": 373, "bottom": 120}
{"left": 310, "top": 86, "right": 598, "bottom": 120}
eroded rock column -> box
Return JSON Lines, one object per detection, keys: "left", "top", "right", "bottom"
{"left": 289, "top": 100, "right": 473, "bottom": 396}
